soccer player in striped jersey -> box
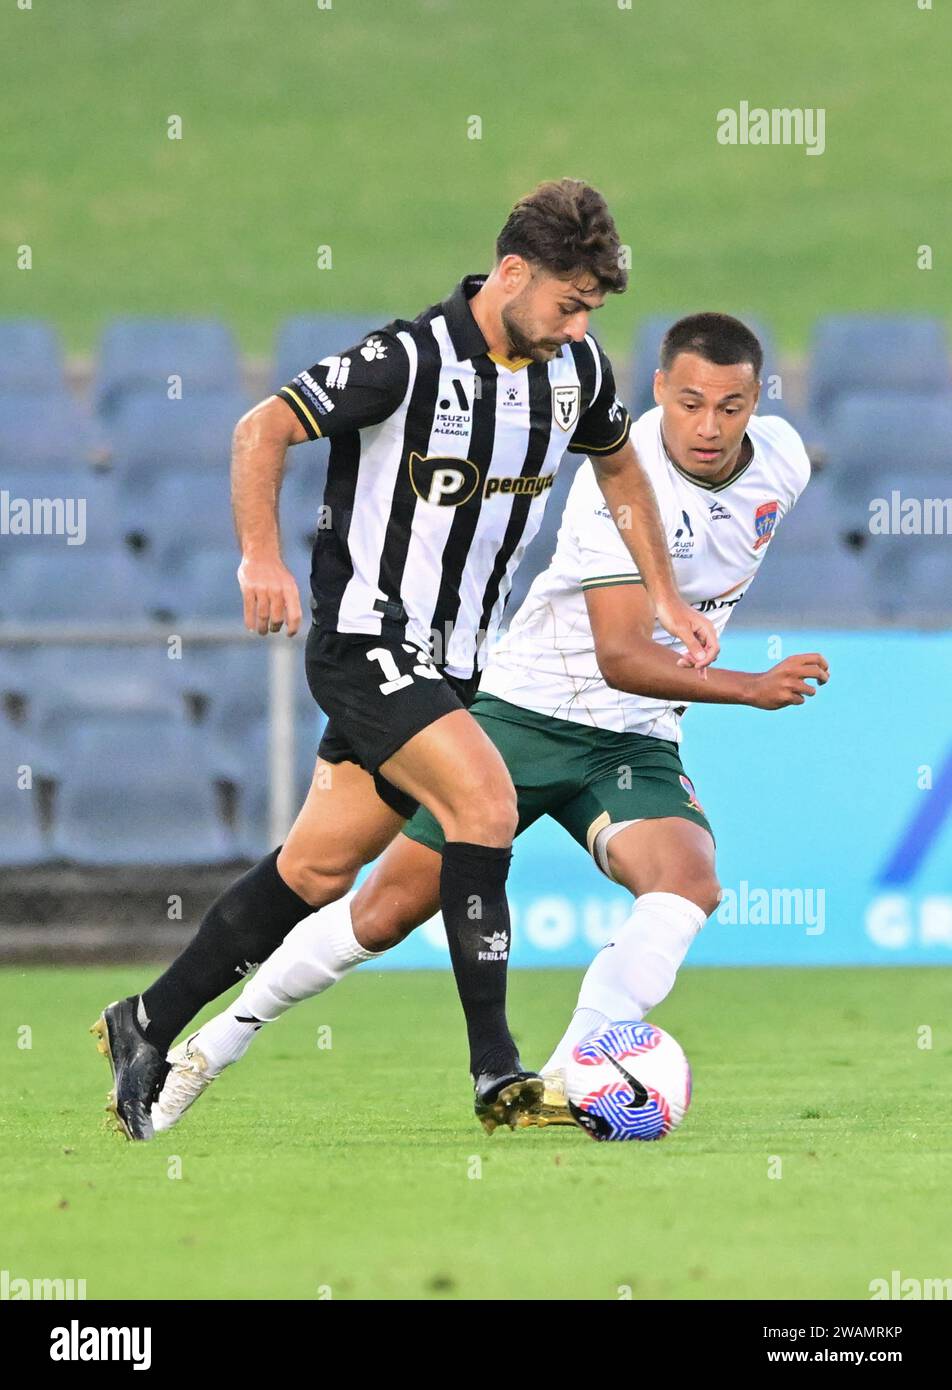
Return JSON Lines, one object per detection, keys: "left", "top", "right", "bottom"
{"left": 92, "top": 180, "right": 720, "bottom": 1140}
{"left": 150, "top": 313, "right": 829, "bottom": 1137}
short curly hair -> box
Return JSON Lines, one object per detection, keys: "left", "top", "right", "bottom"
{"left": 495, "top": 179, "right": 628, "bottom": 295}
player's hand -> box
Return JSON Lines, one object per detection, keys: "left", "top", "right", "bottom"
{"left": 750, "top": 653, "right": 830, "bottom": 709}
{"left": 237, "top": 555, "right": 303, "bottom": 637}
{"left": 656, "top": 594, "right": 720, "bottom": 670}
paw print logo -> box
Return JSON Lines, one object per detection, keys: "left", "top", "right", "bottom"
{"left": 360, "top": 336, "right": 387, "bottom": 362}
{"left": 505, "top": 386, "right": 519, "bottom": 403}
{"left": 481, "top": 931, "right": 509, "bottom": 953}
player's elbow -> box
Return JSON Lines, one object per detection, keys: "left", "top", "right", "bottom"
{"left": 596, "top": 648, "right": 624, "bottom": 690}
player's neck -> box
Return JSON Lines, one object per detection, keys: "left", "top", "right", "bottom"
{"left": 661, "top": 428, "right": 753, "bottom": 487}
{"left": 468, "top": 277, "right": 513, "bottom": 359}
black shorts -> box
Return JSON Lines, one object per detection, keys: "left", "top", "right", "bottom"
{"left": 305, "top": 626, "right": 479, "bottom": 817}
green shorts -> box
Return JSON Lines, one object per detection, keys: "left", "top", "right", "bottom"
{"left": 403, "top": 691, "right": 714, "bottom": 879}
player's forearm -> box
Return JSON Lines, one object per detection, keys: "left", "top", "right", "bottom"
{"left": 600, "top": 635, "right": 757, "bottom": 705}
{"left": 591, "top": 447, "right": 678, "bottom": 603}
{"left": 231, "top": 408, "right": 291, "bottom": 559}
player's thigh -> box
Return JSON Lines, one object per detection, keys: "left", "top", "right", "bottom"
{"left": 388, "top": 695, "right": 568, "bottom": 852}
{"left": 350, "top": 832, "right": 444, "bottom": 950}
{"left": 604, "top": 817, "right": 719, "bottom": 915}
{"left": 552, "top": 744, "right": 718, "bottom": 914}
{"left": 380, "top": 707, "right": 518, "bottom": 845}
{"left": 277, "top": 755, "right": 405, "bottom": 903}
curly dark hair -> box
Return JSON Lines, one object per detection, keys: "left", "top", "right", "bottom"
{"left": 495, "top": 179, "right": 628, "bottom": 294}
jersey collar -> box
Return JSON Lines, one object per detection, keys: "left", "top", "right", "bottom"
{"left": 441, "top": 274, "right": 533, "bottom": 371}
{"left": 660, "top": 424, "right": 755, "bottom": 493}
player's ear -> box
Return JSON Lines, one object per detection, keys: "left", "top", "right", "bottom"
{"left": 652, "top": 369, "right": 665, "bottom": 407}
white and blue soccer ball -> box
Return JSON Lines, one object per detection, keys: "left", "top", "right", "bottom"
{"left": 564, "top": 1021, "right": 692, "bottom": 1141}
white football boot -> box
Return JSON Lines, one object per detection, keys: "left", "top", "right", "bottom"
{"left": 151, "top": 1036, "right": 220, "bottom": 1134}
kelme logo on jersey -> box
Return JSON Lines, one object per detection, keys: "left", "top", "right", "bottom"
{"left": 753, "top": 499, "right": 779, "bottom": 549}
{"left": 552, "top": 384, "right": 580, "bottom": 431}
{"left": 408, "top": 453, "right": 555, "bottom": 506}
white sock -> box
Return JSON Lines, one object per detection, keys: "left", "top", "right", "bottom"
{"left": 542, "top": 892, "right": 707, "bottom": 1074}
{"left": 541, "top": 1007, "right": 609, "bottom": 1076}
{"left": 193, "top": 893, "right": 379, "bottom": 1072}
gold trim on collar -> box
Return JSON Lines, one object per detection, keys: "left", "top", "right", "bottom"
{"left": 488, "top": 351, "right": 533, "bottom": 372}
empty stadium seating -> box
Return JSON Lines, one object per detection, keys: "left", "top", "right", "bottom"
{"left": 0, "top": 319, "right": 66, "bottom": 395}
{"left": 807, "top": 315, "right": 952, "bottom": 426}
{"left": 49, "top": 709, "right": 239, "bottom": 865}
{"left": 94, "top": 317, "right": 241, "bottom": 418}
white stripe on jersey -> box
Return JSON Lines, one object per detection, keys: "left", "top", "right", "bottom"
{"left": 336, "top": 330, "right": 420, "bottom": 637}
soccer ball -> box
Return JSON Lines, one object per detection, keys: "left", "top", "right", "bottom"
{"left": 564, "top": 1021, "right": 691, "bottom": 1141}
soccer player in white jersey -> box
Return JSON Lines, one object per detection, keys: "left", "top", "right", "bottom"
{"left": 151, "top": 312, "right": 829, "bottom": 1135}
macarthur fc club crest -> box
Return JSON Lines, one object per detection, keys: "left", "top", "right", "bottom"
{"left": 552, "top": 384, "right": 580, "bottom": 432}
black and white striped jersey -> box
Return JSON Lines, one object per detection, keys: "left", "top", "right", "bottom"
{"left": 278, "top": 273, "right": 631, "bottom": 680}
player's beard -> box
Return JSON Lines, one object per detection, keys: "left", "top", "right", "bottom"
{"left": 500, "top": 301, "right": 560, "bottom": 362}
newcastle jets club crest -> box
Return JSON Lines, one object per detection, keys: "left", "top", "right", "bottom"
{"left": 753, "top": 499, "right": 780, "bottom": 550}
{"left": 552, "top": 384, "right": 580, "bottom": 432}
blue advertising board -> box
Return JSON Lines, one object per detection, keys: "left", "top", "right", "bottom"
{"left": 362, "top": 631, "right": 952, "bottom": 969}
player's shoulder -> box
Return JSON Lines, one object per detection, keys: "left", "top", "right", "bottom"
{"left": 748, "top": 413, "right": 812, "bottom": 497}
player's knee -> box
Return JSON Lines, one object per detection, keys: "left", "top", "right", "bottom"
{"left": 351, "top": 888, "right": 416, "bottom": 951}
{"left": 440, "top": 780, "right": 518, "bottom": 846}
{"left": 682, "top": 872, "right": 721, "bottom": 920}
{"left": 277, "top": 847, "right": 357, "bottom": 908}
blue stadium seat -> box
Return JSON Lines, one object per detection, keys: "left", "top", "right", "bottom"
{"left": 50, "top": 710, "right": 239, "bottom": 864}
{"left": 152, "top": 546, "right": 242, "bottom": 621}
{"left": 5, "top": 646, "right": 189, "bottom": 738}
{"left": 233, "top": 716, "right": 324, "bottom": 858}
{"left": 626, "top": 313, "right": 795, "bottom": 423}
{"left": 0, "top": 394, "right": 104, "bottom": 469}
{"left": 279, "top": 455, "right": 331, "bottom": 550}
{"left": 272, "top": 314, "right": 387, "bottom": 392}
{"left": 0, "top": 723, "right": 52, "bottom": 865}
{"left": 732, "top": 543, "right": 876, "bottom": 625}
{"left": 4, "top": 547, "right": 154, "bottom": 621}
{"left": 0, "top": 467, "right": 121, "bottom": 553}
{"left": 118, "top": 469, "right": 235, "bottom": 556}
{"left": 94, "top": 318, "right": 241, "bottom": 418}
{"left": 105, "top": 390, "right": 251, "bottom": 481}
{"left": 807, "top": 315, "right": 952, "bottom": 426}
{"left": 0, "top": 320, "right": 65, "bottom": 394}
{"left": 882, "top": 547, "right": 952, "bottom": 624}
{"left": 825, "top": 393, "right": 952, "bottom": 535}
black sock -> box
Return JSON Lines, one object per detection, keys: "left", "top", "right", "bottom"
{"left": 439, "top": 840, "right": 518, "bottom": 1079}
{"left": 137, "top": 848, "right": 314, "bottom": 1054}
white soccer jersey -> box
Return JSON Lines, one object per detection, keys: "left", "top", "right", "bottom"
{"left": 480, "top": 406, "right": 811, "bottom": 737}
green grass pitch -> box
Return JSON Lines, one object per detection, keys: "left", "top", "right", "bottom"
{"left": 2, "top": 964, "right": 949, "bottom": 1301}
